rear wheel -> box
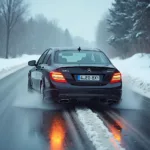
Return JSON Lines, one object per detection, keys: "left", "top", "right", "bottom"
{"left": 41, "top": 80, "right": 52, "bottom": 104}
{"left": 40, "top": 81, "right": 46, "bottom": 103}
{"left": 28, "top": 77, "right": 33, "bottom": 92}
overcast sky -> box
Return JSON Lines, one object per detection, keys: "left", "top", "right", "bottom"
{"left": 27, "top": 0, "right": 113, "bottom": 42}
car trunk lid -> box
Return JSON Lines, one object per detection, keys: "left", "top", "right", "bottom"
{"left": 54, "top": 64, "right": 117, "bottom": 86}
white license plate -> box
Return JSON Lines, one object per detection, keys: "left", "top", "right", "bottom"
{"left": 77, "top": 75, "right": 100, "bottom": 81}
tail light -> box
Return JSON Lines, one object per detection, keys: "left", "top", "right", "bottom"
{"left": 110, "top": 72, "right": 122, "bottom": 84}
{"left": 50, "top": 71, "right": 67, "bottom": 83}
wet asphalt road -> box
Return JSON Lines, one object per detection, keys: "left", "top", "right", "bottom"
{"left": 0, "top": 67, "right": 95, "bottom": 150}
{"left": 0, "top": 67, "right": 150, "bottom": 150}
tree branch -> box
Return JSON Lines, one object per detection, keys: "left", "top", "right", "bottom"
{"left": 10, "top": 0, "right": 23, "bottom": 26}
{"left": 10, "top": 4, "right": 27, "bottom": 31}
{"left": 0, "top": 1, "right": 8, "bottom": 24}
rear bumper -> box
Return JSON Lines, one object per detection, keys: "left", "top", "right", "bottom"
{"left": 45, "top": 88, "right": 122, "bottom": 103}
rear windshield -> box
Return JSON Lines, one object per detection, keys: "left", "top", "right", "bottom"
{"left": 54, "top": 50, "right": 111, "bottom": 64}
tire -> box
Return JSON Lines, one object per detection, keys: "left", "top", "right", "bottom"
{"left": 28, "top": 78, "right": 33, "bottom": 92}
{"left": 40, "top": 80, "right": 49, "bottom": 104}
{"left": 40, "top": 80, "right": 45, "bottom": 102}
{"left": 40, "top": 80, "right": 58, "bottom": 104}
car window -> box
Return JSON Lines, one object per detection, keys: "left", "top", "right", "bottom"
{"left": 37, "top": 50, "right": 49, "bottom": 65}
{"left": 54, "top": 50, "right": 111, "bottom": 65}
{"left": 93, "top": 52, "right": 111, "bottom": 64}
{"left": 47, "top": 54, "right": 52, "bottom": 65}
{"left": 43, "top": 50, "right": 52, "bottom": 64}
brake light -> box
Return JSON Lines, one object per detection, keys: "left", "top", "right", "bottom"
{"left": 110, "top": 72, "right": 121, "bottom": 84}
{"left": 50, "top": 71, "right": 67, "bottom": 83}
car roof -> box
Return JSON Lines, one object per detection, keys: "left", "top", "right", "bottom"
{"left": 49, "top": 47, "right": 103, "bottom": 52}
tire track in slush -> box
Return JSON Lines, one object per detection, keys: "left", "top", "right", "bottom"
{"left": 92, "top": 106, "right": 150, "bottom": 150}
{"left": 75, "top": 108, "right": 125, "bottom": 150}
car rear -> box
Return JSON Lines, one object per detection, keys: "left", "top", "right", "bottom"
{"left": 48, "top": 49, "right": 122, "bottom": 104}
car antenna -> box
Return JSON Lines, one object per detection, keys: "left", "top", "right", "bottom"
{"left": 78, "top": 46, "right": 81, "bottom": 52}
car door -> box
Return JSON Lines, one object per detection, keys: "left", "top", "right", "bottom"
{"left": 36, "top": 49, "right": 52, "bottom": 91}
{"left": 33, "top": 49, "right": 49, "bottom": 90}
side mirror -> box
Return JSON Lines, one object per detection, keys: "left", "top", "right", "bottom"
{"left": 28, "top": 60, "right": 36, "bottom": 66}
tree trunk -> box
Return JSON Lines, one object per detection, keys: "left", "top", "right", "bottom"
{"left": 6, "top": 28, "right": 10, "bottom": 59}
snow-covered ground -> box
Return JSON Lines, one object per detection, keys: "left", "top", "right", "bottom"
{"left": 0, "top": 54, "right": 39, "bottom": 79}
{"left": 111, "top": 53, "right": 150, "bottom": 98}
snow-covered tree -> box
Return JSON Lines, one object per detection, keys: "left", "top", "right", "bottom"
{"left": 105, "top": 0, "right": 150, "bottom": 57}
{"left": 130, "top": 1, "right": 150, "bottom": 53}
{"left": 108, "top": 0, "right": 136, "bottom": 57}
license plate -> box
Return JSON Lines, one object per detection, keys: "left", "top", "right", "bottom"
{"left": 77, "top": 75, "right": 100, "bottom": 81}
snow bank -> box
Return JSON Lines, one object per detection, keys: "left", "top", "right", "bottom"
{"left": 111, "top": 53, "right": 150, "bottom": 98}
{"left": 76, "top": 109, "right": 125, "bottom": 150}
{"left": 0, "top": 54, "right": 40, "bottom": 79}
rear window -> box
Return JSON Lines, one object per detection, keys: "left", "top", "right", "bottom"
{"left": 54, "top": 50, "right": 111, "bottom": 64}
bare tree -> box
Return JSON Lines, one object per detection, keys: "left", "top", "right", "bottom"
{"left": 0, "top": 0, "right": 27, "bottom": 58}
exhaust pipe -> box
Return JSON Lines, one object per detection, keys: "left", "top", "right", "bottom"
{"left": 59, "top": 99, "right": 70, "bottom": 103}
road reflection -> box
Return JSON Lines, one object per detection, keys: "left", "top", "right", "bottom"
{"left": 40, "top": 111, "right": 71, "bottom": 150}
{"left": 90, "top": 104, "right": 124, "bottom": 144}
{"left": 109, "top": 121, "right": 122, "bottom": 142}
{"left": 49, "top": 113, "right": 66, "bottom": 150}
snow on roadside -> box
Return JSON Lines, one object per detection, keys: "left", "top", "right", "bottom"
{"left": 76, "top": 109, "right": 125, "bottom": 150}
{"left": 0, "top": 54, "right": 40, "bottom": 79}
{"left": 111, "top": 53, "right": 150, "bottom": 98}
